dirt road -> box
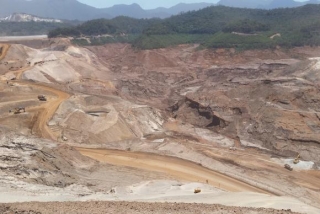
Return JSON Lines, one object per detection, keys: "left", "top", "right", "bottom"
{"left": 27, "top": 82, "right": 70, "bottom": 139}
{"left": 0, "top": 44, "right": 10, "bottom": 60}
{"left": 11, "top": 65, "right": 70, "bottom": 139}
{"left": 76, "top": 148, "right": 275, "bottom": 194}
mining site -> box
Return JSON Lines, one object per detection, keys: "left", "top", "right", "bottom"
{"left": 0, "top": 37, "right": 320, "bottom": 214}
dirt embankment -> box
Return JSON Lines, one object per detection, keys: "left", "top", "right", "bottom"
{"left": 0, "top": 44, "right": 10, "bottom": 60}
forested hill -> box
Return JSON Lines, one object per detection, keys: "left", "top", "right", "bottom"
{"left": 48, "top": 4, "right": 320, "bottom": 49}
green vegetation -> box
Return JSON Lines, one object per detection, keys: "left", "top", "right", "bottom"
{"left": 204, "top": 32, "right": 275, "bottom": 49}
{"left": 72, "top": 34, "right": 139, "bottom": 46}
{"left": 133, "top": 34, "right": 212, "bottom": 49}
{"left": 0, "top": 22, "right": 72, "bottom": 36}
{"left": 48, "top": 4, "right": 320, "bottom": 50}
{"left": 48, "top": 17, "right": 161, "bottom": 38}
{"left": 222, "top": 19, "right": 270, "bottom": 34}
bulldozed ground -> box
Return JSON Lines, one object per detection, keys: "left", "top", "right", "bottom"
{"left": 0, "top": 40, "right": 320, "bottom": 213}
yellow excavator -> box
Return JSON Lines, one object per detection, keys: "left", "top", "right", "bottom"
{"left": 293, "top": 154, "right": 300, "bottom": 164}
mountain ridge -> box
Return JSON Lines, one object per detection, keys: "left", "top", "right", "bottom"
{"left": 217, "top": 0, "right": 320, "bottom": 9}
{"left": 0, "top": 0, "right": 320, "bottom": 21}
{"left": 0, "top": 0, "right": 213, "bottom": 20}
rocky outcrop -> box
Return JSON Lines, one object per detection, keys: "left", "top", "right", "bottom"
{"left": 0, "top": 129, "right": 96, "bottom": 187}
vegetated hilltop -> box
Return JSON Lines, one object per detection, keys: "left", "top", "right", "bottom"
{"left": 48, "top": 4, "right": 320, "bottom": 50}
{"left": 217, "top": 0, "right": 320, "bottom": 9}
{"left": 0, "top": 22, "right": 74, "bottom": 36}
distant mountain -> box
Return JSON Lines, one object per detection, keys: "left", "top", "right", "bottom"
{"left": 0, "top": 13, "right": 62, "bottom": 23}
{"left": 0, "top": 0, "right": 101, "bottom": 21}
{"left": 100, "top": 4, "right": 146, "bottom": 19}
{"left": 0, "top": 0, "right": 213, "bottom": 21}
{"left": 218, "top": 0, "right": 320, "bottom": 9}
{"left": 1, "top": 0, "right": 319, "bottom": 21}
{"left": 267, "top": 0, "right": 301, "bottom": 9}
{"left": 149, "top": 3, "right": 213, "bottom": 18}
{"left": 217, "top": 0, "right": 272, "bottom": 8}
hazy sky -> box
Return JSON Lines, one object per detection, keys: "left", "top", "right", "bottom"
{"left": 77, "top": 0, "right": 309, "bottom": 9}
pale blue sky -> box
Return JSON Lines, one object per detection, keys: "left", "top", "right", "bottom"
{"left": 78, "top": 0, "right": 309, "bottom": 9}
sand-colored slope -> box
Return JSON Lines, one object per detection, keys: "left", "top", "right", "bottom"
{"left": 28, "top": 83, "right": 70, "bottom": 139}
{"left": 12, "top": 64, "right": 70, "bottom": 140}
{"left": 76, "top": 148, "right": 275, "bottom": 195}
{"left": 0, "top": 44, "right": 10, "bottom": 60}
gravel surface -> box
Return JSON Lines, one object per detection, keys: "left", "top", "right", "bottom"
{"left": 0, "top": 202, "right": 299, "bottom": 214}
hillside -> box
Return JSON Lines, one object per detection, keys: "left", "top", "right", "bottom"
{"left": 217, "top": 0, "right": 320, "bottom": 9}
{"left": 49, "top": 4, "right": 320, "bottom": 50}
{"left": 0, "top": 13, "right": 62, "bottom": 23}
{"left": 0, "top": 38, "right": 320, "bottom": 213}
{"left": 0, "top": 0, "right": 213, "bottom": 20}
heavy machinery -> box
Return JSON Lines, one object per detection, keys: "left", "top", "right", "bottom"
{"left": 13, "top": 107, "right": 25, "bottom": 114}
{"left": 284, "top": 164, "right": 293, "bottom": 171}
{"left": 38, "top": 95, "right": 47, "bottom": 101}
{"left": 293, "top": 154, "right": 300, "bottom": 164}
{"left": 194, "top": 188, "right": 201, "bottom": 194}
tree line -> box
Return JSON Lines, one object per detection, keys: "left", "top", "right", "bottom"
{"left": 48, "top": 4, "right": 320, "bottom": 50}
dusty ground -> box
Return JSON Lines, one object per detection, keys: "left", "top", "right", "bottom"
{"left": 0, "top": 41, "right": 320, "bottom": 213}
{"left": 0, "top": 201, "right": 299, "bottom": 214}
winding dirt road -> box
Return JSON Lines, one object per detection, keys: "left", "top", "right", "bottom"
{"left": 28, "top": 82, "right": 70, "bottom": 139}
{"left": 14, "top": 66, "right": 70, "bottom": 140}
{"left": 1, "top": 44, "right": 279, "bottom": 196}
{"left": 76, "top": 148, "right": 275, "bottom": 194}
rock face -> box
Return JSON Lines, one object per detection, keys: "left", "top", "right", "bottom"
{"left": 0, "top": 128, "right": 90, "bottom": 187}
{"left": 172, "top": 64, "right": 320, "bottom": 163}
{"left": 88, "top": 44, "right": 320, "bottom": 166}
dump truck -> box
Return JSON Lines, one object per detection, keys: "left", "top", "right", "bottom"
{"left": 38, "top": 95, "right": 47, "bottom": 101}
{"left": 284, "top": 164, "right": 293, "bottom": 171}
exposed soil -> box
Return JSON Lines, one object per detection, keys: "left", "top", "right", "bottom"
{"left": 0, "top": 202, "right": 299, "bottom": 214}
{"left": 76, "top": 148, "right": 274, "bottom": 194}
{"left": 0, "top": 40, "right": 320, "bottom": 214}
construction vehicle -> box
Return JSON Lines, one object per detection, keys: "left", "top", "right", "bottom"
{"left": 13, "top": 107, "right": 25, "bottom": 114}
{"left": 293, "top": 154, "right": 300, "bottom": 164}
{"left": 38, "top": 95, "right": 47, "bottom": 101}
{"left": 284, "top": 164, "right": 293, "bottom": 171}
{"left": 194, "top": 188, "right": 201, "bottom": 194}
